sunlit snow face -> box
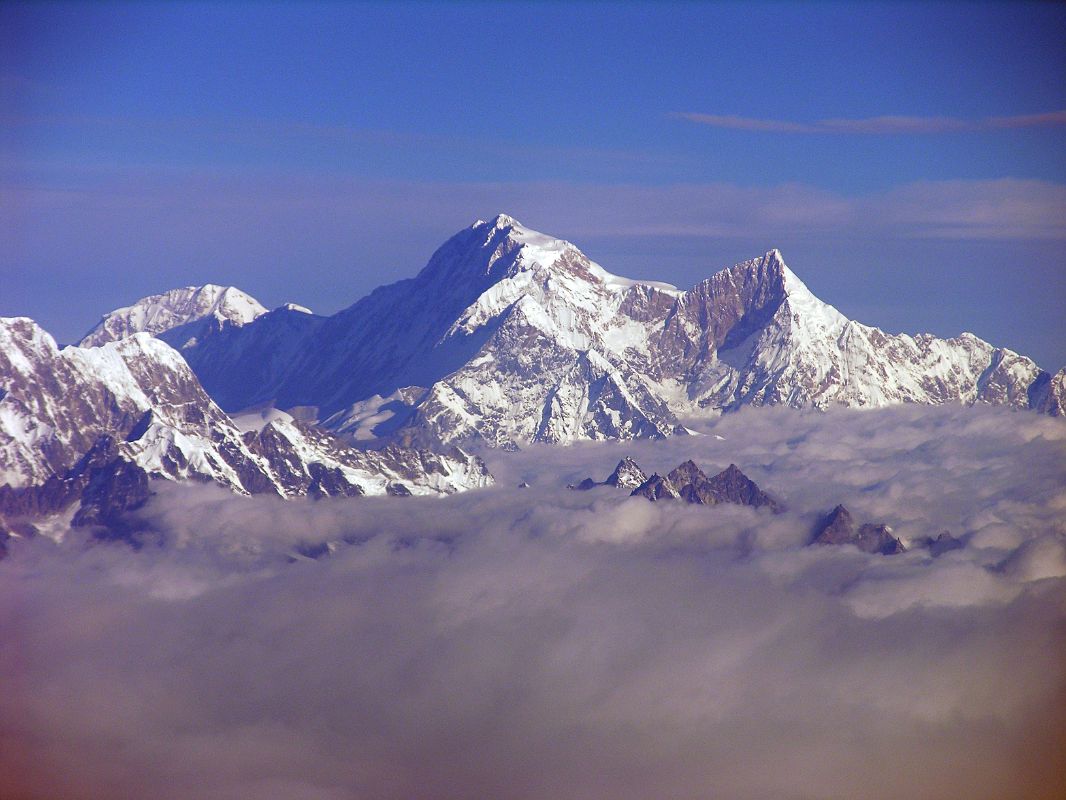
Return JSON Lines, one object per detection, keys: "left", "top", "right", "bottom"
{"left": 2, "top": 405, "right": 1064, "bottom": 800}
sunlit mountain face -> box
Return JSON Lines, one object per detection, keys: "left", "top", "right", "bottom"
{"left": 3, "top": 216, "right": 1065, "bottom": 800}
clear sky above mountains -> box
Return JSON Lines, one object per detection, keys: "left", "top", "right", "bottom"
{"left": 2, "top": 1, "right": 1064, "bottom": 367}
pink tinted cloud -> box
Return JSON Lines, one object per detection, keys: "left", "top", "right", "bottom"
{"left": 677, "top": 110, "right": 1066, "bottom": 134}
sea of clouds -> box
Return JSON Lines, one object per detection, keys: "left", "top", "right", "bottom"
{"left": 1, "top": 405, "right": 1064, "bottom": 800}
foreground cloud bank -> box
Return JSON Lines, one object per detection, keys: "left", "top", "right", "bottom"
{"left": 2, "top": 406, "right": 1065, "bottom": 800}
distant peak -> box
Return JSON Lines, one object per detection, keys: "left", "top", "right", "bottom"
{"left": 828, "top": 504, "right": 852, "bottom": 520}
{"left": 490, "top": 212, "right": 521, "bottom": 228}
{"left": 667, "top": 459, "right": 708, "bottom": 486}
{"left": 78, "top": 283, "right": 268, "bottom": 348}
{"left": 738, "top": 248, "right": 821, "bottom": 303}
{"left": 472, "top": 213, "right": 523, "bottom": 232}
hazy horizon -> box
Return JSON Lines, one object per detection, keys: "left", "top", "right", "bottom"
{"left": 2, "top": 1, "right": 1065, "bottom": 367}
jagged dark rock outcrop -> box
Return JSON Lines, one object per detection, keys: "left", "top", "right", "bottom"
{"left": 702, "top": 463, "right": 780, "bottom": 511}
{"left": 0, "top": 436, "right": 153, "bottom": 544}
{"left": 813, "top": 505, "right": 905, "bottom": 555}
{"left": 631, "top": 473, "right": 681, "bottom": 501}
{"left": 570, "top": 456, "right": 648, "bottom": 491}
{"left": 925, "top": 531, "right": 964, "bottom": 557}
{"left": 604, "top": 456, "right": 648, "bottom": 489}
{"left": 629, "top": 460, "right": 780, "bottom": 511}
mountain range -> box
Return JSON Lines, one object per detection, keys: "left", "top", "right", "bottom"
{"left": 2, "top": 213, "right": 1063, "bottom": 537}
{"left": 0, "top": 317, "right": 490, "bottom": 541}
{"left": 86, "top": 214, "right": 1062, "bottom": 449}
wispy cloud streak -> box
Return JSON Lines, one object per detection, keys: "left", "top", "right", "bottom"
{"left": 677, "top": 109, "right": 1066, "bottom": 134}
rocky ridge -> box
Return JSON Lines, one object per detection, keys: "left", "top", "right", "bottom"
{"left": 0, "top": 317, "right": 492, "bottom": 541}
{"left": 572, "top": 457, "right": 780, "bottom": 512}
{"left": 97, "top": 215, "right": 1063, "bottom": 451}
{"left": 812, "top": 505, "right": 906, "bottom": 555}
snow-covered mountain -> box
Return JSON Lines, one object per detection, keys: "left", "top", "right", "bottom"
{"left": 4, "top": 214, "right": 1062, "bottom": 536}
{"left": 0, "top": 317, "right": 491, "bottom": 535}
{"left": 150, "top": 214, "right": 1063, "bottom": 447}
{"left": 79, "top": 284, "right": 270, "bottom": 348}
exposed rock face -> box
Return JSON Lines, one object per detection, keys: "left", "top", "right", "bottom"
{"left": 236, "top": 415, "right": 490, "bottom": 498}
{"left": 0, "top": 436, "right": 151, "bottom": 543}
{"left": 814, "top": 505, "right": 857, "bottom": 546}
{"left": 813, "top": 505, "right": 906, "bottom": 555}
{"left": 1, "top": 317, "right": 257, "bottom": 491}
{"left": 1028, "top": 368, "right": 1066, "bottom": 417}
{"left": 131, "top": 215, "right": 1060, "bottom": 449}
{"left": 700, "top": 463, "right": 780, "bottom": 511}
{"left": 1, "top": 317, "right": 494, "bottom": 531}
{"left": 604, "top": 456, "right": 648, "bottom": 489}
{"left": 627, "top": 460, "right": 780, "bottom": 511}
{"left": 653, "top": 460, "right": 781, "bottom": 510}
{"left": 630, "top": 474, "right": 681, "bottom": 501}
{"left": 571, "top": 456, "right": 649, "bottom": 491}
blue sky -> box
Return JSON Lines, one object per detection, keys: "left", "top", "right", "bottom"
{"left": 2, "top": 1, "right": 1065, "bottom": 367}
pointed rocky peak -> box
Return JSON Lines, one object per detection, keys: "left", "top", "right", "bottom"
{"left": 425, "top": 215, "right": 675, "bottom": 302}
{"left": 813, "top": 505, "right": 904, "bottom": 555}
{"left": 705, "top": 464, "right": 781, "bottom": 512}
{"left": 413, "top": 215, "right": 533, "bottom": 287}
{"left": 717, "top": 463, "right": 746, "bottom": 481}
{"left": 743, "top": 248, "right": 813, "bottom": 296}
{"left": 631, "top": 474, "right": 679, "bottom": 501}
{"left": 671, "top": 250, "right": 796, "bottom": 354}
{"left": 814, "top": 505, "right": 856, "bottom": 545}
{"left": 605, "top": 456, "right": 648, "bottom": 489}
{"left": 623, "top": 460, "right": 779, "bottom": 509}
{"left": 667, "top": 459, "right": 708, "bottom": 488}
{"left": 80, "top": 284, "right": 269, "bottom": 347}
{"left": 691, "top": 247, "right": 839, "bottom": 327}
{"left": 856, "top": 524, "right": 906, "bottom": 555}
{"left": 712, "top": 249, "right": 789, "bottom": 294}
{"left": 473, "top": 214, "right": 594, "bottom": 281}
{"left": 1, "top": 316, "right": 61, "bottom": 369}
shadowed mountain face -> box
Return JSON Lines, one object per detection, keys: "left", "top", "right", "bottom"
{"left": 94, "top": 214, "right": 1060, "bottom": 450}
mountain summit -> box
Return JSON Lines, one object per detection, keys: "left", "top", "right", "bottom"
{"left": 80, "top": 284, "right": 269, "bottom": 348}
{"left": 82, "top": 215, "right": 1066, "bottom": 447}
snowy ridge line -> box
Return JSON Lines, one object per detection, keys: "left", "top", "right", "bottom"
{"left": 1, "top": 317, "right": 493, "bottom": 537}
{"left": 79, "top": 284, "right": 271, "bottom": 348}
{"left": 64, "top": 214, "right": 1066, "bottom": 451}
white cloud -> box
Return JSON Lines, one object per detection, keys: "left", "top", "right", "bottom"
{"left": 1, "top": 405, "right": 1065, "bottom": 799}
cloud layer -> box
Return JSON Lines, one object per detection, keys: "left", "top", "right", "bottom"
{"left": 1, "top": 405, "right": 1065, "bottom": 799}
{"left": 677, "top": 110, "right": 1066, "bottom": 134}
